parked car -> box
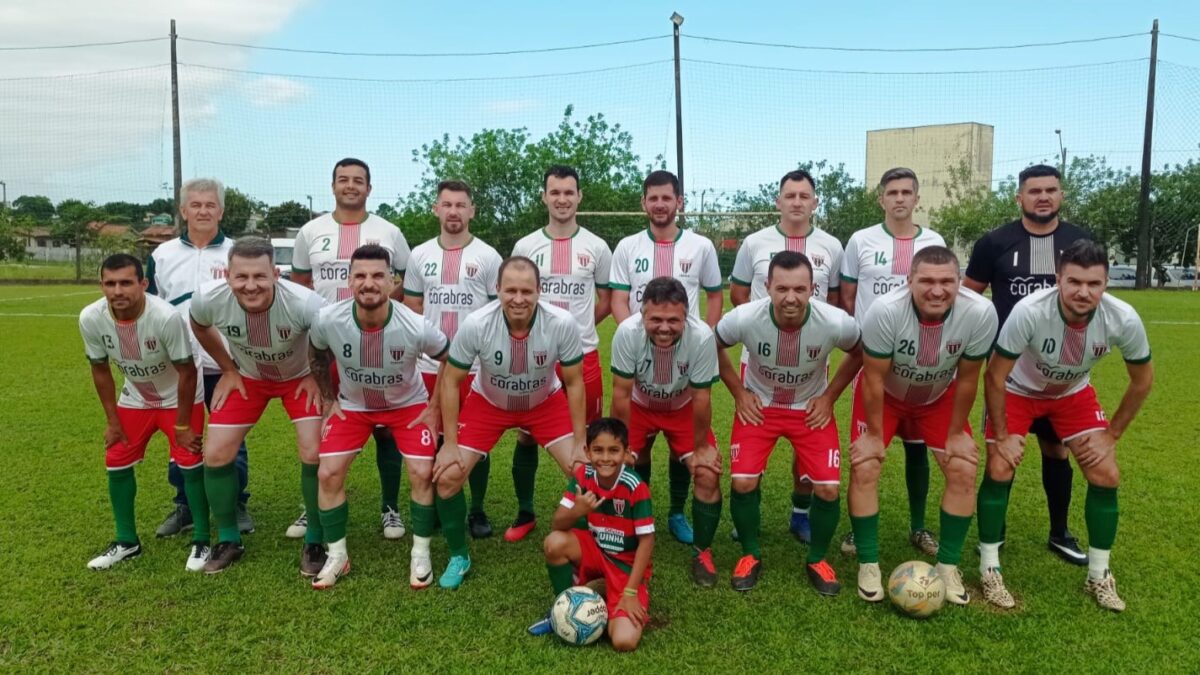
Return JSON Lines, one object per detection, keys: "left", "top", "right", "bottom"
{"left": 1108, "top": 264, "right": 1137, "bottom": 288}
{"left": 272, "top": 238, "right": 295, "bottom": 279}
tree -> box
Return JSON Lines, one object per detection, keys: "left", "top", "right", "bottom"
{"left": 264, "top": 200, "right": 311, "bottom": 233}
{"left": 222, "top": 188, "right": 265, "bottom": 236}
{"left": 930, "top": 162, "right": 1017, "bottom": 250}
{"left": 101, "top": 201, "right": 149, "bottom": 227}
{"left": 147, "top": 197, "right": 176, "bottom": 217}
{"left": 13, "top": 195, "right": 55, "bottom": 222}
{"left": 54, "top": 199, "right": 103, "bottom": 281}
{"left": 0, "top": 210, "right": 31, "bottom": 261}
{"left": 724, "top": 160, "right": 883, "bottom": 242}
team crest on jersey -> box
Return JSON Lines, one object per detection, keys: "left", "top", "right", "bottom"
{"left": 276, "top": 326, "right": 292, "bottom": 341}
{"left": 677, "top": 362, "right": 690, "bottom": 376}
{"left": 679, "top": 259, "right": 693, "bottom": 274}
{"left": 390, "top": 347, "right": 405, "bottom": 361}
{"left": 576, "top": 253, "right": 591, "bottom": 268}
{"left": 1092, "top": 343, "right": 1108, "bottom": 357}
{"left": 144, "top": 337, "right": 158, "bottom": 351}
{"left": 810, "top": 253, "right": 826, "bottom": 268}
{"left": 613, "top": 498, "right": 626, "bottom": 516}
{"left": 807, "top": 345, "right": 821, "bottom": 360}
{"left": 465, "top": 263, "right": 479, "bottom": 278}
{"left": 946, "top": 340, "right": 962, "bottom": 355}
{"left": 534, "top": 351, "right": 548, "bottom": 366}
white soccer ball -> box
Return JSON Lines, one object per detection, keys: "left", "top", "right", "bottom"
{"left": 549, "top": 585, "right": 608, "bottom": 646}
{"left": 888, "top": 560, "right": 946, "bottom": 619}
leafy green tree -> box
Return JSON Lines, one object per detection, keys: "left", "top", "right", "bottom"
{"left": 0, "top": 210, "right": 31, "bottom": 261}
{"left": 54, "top": 199, "right": 103, "bottom": 281}
{"left": 930, "top": 162, "right": 1017, "bottom": 250}
{"left": 13, "top": 195, "right": 55, "bottom": 222}
{"left": 221, "top": 188, "right": 266, "bottom": 236}
{"left": 264, "top": 200, "right": 311, "bottom": 233}
{"left": 101, "top": 201, "right": 149, "bottom": 227}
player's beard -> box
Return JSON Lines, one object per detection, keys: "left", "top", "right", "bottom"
{"left": 1022, "top": 208, "right": 1060, "bottom": 225}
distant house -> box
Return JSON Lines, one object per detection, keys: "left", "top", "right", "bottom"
{"left": 139, "top": 226, "right": 177, "bottom": 250}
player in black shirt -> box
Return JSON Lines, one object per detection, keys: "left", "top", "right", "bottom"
{"left": 964, "top": 164, "right": 1091, "bottom": 566}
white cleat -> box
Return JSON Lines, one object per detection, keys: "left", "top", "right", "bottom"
{"left": 857, "top": 562, "right": 884, "bottom": 602}
{"left": 382, "top": 506, "right": 406, "bottom": 540}
{"left": 1084, "top": 571, "right": 1126, "bottom": 613}
{"left": 410, "top": 554, "right": 434, "bottom": 589}
{"left": 87, "top": 541, "right": 141, "bottom": 570}
{"left": 312, "top": 551, "right": 351, "bottom": 590}
{"left": 981, "top": 568, "right": 1016, "bottom": 609}
{"left": 285, "top": 510, "right": 308, "bottom": 539}
{"left": 185, "top": 543, "right": 211, "bottom": 573}
{"left": 936, "top": 563, "right": 970, "bottom": 605}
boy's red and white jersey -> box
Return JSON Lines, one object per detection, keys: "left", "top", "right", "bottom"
{"left": 996, "top": 287, "right": 1150, "bottom": 399}
{"left": 511, "top": 226, "right": 612, "bottom": 353}
{"left": 190, "top": 278, "right": 324, "bottom": 382}
{"left": 79, "top": 294, "right": 202, "bottom": 409}
{"left": 292, "top": 213, "right": 410, "bottom": 302}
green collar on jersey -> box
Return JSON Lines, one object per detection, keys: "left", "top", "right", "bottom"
{"left": 769, "top": 302, "right": 810, "bottom": 330}
{"left": 775, "top": 223, "right": 814, "bottom": 239}
{"left": 1056, "top": 294, "right": 1096, "bottom": 327}
{"left": 180, "top": 229, "right": 226, "bottom": 248}
{"left": 352, "top": 301, "right": 394, "bottom": 331}
{"left": 541, "top": 225, "right": 580, "bottom": 240}
{"left": 644, "top": 226, "right": 683, "bottom": 244}
{"left": 909, "top": 297, "right": 952, "bottom": 324}
{"left": 880, "top": 222, "right": 923, "bottom": 240}
{"left": 436, "top": 234, "right": 474, "bottom": 251}
{"left": 503, "top": 304, "right": 538, "bottom": 335}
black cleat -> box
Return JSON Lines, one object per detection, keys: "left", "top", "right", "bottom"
{"left": 1048, "top": 530, "right": 1087, "bottom": 566}
{"left": 468, "top": 511, "right": 494, "bottom": 539}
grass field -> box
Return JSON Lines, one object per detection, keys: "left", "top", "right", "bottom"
{"left": 0, "top": 261, "right": 84, "bottom": 281}
{"left": 1, "top": 285, "right": 1198, "bottom": 672}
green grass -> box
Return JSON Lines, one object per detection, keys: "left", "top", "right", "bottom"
{"left": 0, "top": 260, "right": 85, "bottom": 281}
{"left": 1, "top": 286, "right": 1198, "bottom": 672}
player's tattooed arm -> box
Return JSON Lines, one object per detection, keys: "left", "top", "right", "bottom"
{"left": 309, "top": 347, "right": 337, "bottom": 404}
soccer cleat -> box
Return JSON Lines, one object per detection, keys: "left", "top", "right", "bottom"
{"left": 87, "top": 541, "right": 141, "bottom": 570}
{"left": 1048, "top": 530, "right": 1087, "bottom": 566}
{"left": 731, "top": 554, "right": 762, "bottom": 592}
{"left": 203, "top": 542, "right": 245, "bottom": 574}
{"left": 1084, "top": 571, "right": 1126, "bottom": 612}
{"left": 936, "top": 564, "right": 970, "bottom": 605}
{"left": 438, "top": 555, "right": 472, "bottom": 590}
{"left": 806, "top": 560, "right": 841, "bottom": 596}
{"left": 285, "top": 510, "right": 308, "bottom": 539}
{"left": 468, "top": 512, "right": 494, "bottom": 539}
{"left": 312, "top": 551, "right": 351, "bottom": 590}
{"left": 527, "top": 613, "right": 553, "bottom": 637}
{"left": 691, "top": 548, "right": 718, "bottom": 588}
{"left": 790, "top": 511, "right": 812, "bottom": 544}
{"left": 381, "top": 506, "right": 406, "bottom": 540}
{"left": 857, "top": 562, "right": 884, "bottom": 602}
{"left": 236, "top": 504, "right": 255, "bottom": 535}
{"left": 840, "top": 531, "right": 857, "bottom": 557}
{"left": 503, "top": 512, "right": 536, "bottom": 543}
{"left": 980, "top": 568, "right": 1016, "bottom": 609}
{"left": 300, "top": 543, "right": 327, "bottom": 577}
{"left": 185, "top": 543, "right": 211, "bottom": 572}
{"left": 910, "top": 529, "right": 939, "bottom": 557}
{"left": 410, "top": 554, "right": 434, "bottom": 589}
{"left": 668, "top": 513, "right": 694, "bottom": 545}
{"left": 156, "top": 504, "right": 193, "bottom": 538}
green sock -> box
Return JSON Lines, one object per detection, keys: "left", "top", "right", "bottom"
{"left": 849, "top": 513, "right": 880, "bottom": 564}
{"left": 319, "top": 501, "right": 349, "bottom": 544}
{"left": 806, "top": 495, "right": 840, "bottom": 563}
{"left": 512, "top": 440, "right": 539, "bottom": 514}
{"left": 411, "top": 500, "right": 435, "bottom": 538}
{"left": 375, "top": 432, "right": 403, "bottom": 511}
{"left": 976, "top": 476, "right": 1012, "bottom": 544}
{"left": 107, "top": 467, "right": 137, "bottom": 543}
{"left": 204, "top": 462, "right": 241, "bottom": 544}
{"left": 691, "top": 497, "right": 722, "bottom": 552}
{"left": 669, "top": 457, "right": 691, "bottom": 516}
{"left": 729, "top": 488, "right": 762, "bottom": 558}
{"left": 792, "top": 490, "right": 813, "bottom": 513}
{"left": 181, "top": 466, "right": 210, "bottom": 545}
{"left": 1085, "top": 484, "right": 1119, "bottom": 550}
{"left": 547, "top": 562, "right": 575, "bottom": 596}
{"left": 437, "top": 490, "right": 469, "bottom": 558}
{"left": 635, "top": 461, "right": 652, "bottom": 484}
{"left": 936, "top": 509, "right": 973, "bottom": 565}
{"left": 468, "top": 456, "right": 490, "bottom": 515}
{"left": 301, "top": 463, "right": 324, "bottom": 545}
{"left": 903, "top": 442, "right": 930, "bottom": 531}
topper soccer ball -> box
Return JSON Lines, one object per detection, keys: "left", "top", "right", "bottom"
{"left": 888, "top": 560, "right": 946, "bottom": 619}
{"left": 549, "top": 585, "right": 608, "bottom": 646}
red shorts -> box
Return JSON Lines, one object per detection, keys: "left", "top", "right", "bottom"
{"left": 984, "top": 385, "right": 1108, "bottom": 443}
{"left": 730, "top": 407, "right": 841, "bottom": 483}
{"left": 422, "top": 371, "right": 474, "bottom": 407}
{"left": 457, "top": 389, "right": 574, "bottom": 456}
{"left": 207, "top": 375, "right": 322, "bottom": 427}
{"left": 628, "top": 401, "right": 717, "bottom": 461}
{"left": 319, "top": 404, "right": 437, "bottom": 460}
{"left": 556, "top": 350, "right": 603, "bottom": 424}
{"left": 851, "top": 380, "right": 970, "bottom": 452}
{"left": 571, "top": 529, "right": 650, "bottom": 621}
{"left": 107, "top": 405, "right": 205, "bottom": 471}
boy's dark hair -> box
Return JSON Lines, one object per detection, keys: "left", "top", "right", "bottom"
{"left": 1018, "top": 164, "right": 1061, "bottom": 188}
{"left": 586, "top": 417, "right": 629, "bottom": 448}
{"left": 543, "top": 165, "right": 580, "bottom": 189}
{"left": 642, "top": 170, "right": 680, "bottom": 197}
{"left": 641, "top": 276, "right": 688, "bottom": 307}
{"left": 333, "top": 157, "right": 370, "bottom": 185}
{"left": 100, "top": 253, "right": 143, "bottom": 281}
{"left": 1057, "top": 240, "right": 1109, "bottom": 273}
{"left": 767, "top": 250, "right": 813, "bottom": 282}
{"left": 350, "top": 243, "right": 392, "bottom": 267}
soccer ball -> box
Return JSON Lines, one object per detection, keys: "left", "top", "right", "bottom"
{"left": 549, "top": 585, "right": 608, "bottom": 646}
{"left": 888, "top": 561, "right": 946, "bottom": 619}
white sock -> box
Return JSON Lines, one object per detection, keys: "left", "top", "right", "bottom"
{"left": 412, "top": 535, "right": 431, "bottom": 557}
{"left": 328, "top": 537, "right": 347, "bottom": 556}
{"left": 979, "top": 542, "right": 1002, "bottom": 575}
{"left": 792, "top": 507, "right": 809, "bottom": 515}
{"left": 1088, "top": 548, "right": 1111, "bottom": 580}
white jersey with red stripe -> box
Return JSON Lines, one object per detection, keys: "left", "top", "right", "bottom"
{"left": 310, "top": 299, "right": 449, "bottom": 412}
{"left": 447, "top": 300, "right": 584, "bottom": 411}
{"left": 995, "top": 287, "right": 1151, "bottom": 399}
{"left": 403, "top": 235, "right": 502, "bottom": 375}
{"left": 609, "top": 313, "right": 719, "bottom": 411}
{"left": 511, "top": 226, "right": 612, "bottom": 353}
{"left": 716, "top": 297, "right": 860, "bottom": 410}
{"left": 79, "top": 294, "right": 202, "bottom": 409}
{"left": 292, "top": 213, "right": 411, "bottom": 303}
{"left": 146, "top": 231, "right": 235, "bottom": 374}
{"left": 190, "top": 278, "right": 324, "bottom": 382}
{"left": 610, "top": 228, "right": 722, "bottom": 318}
{"left": 861, "top": 286, "right": 998, "bottom": 405}
{"left": 730, "top": 224, "right": 844, "bottom": 303}
{"left": 841, "top": 223, "right": 946, "bottom": 320}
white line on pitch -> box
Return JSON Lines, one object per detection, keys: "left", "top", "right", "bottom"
{"left": 0, "top": 290, "right": 96, "bottom": 303}
{"left": 0, "top": 312, "right": 77, "bottom": 318}
{"left": 1147, "top": 320, "right": 1200, "bottom": 325}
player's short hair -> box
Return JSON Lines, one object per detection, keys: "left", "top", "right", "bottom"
{"left": 229, "top": 237, "right": 275, "bottom": 263}
{"left": 498, "top": 255, "right": 540, "bottom": 286}
{"left": 1057, "top": 240, "right": 1109, "bottom": 272}
{"left": 910, "top": 245, "right": 960, "bottom": 274}
{"left": 1018, "top": 164, "right": 1061, "bottom": 188}
{"left": 586, "top": 417, "right": 629, "bottom": 448}
{"left": 437, "top": 180, "right": 473, "bottom": 200}
{"left": 643, "top": 170, "right": 680, "bottom": 197}
{"left": 767, "top": 250, "right": 814, "bottom": 282}
{"left": 543, "top": 165, "right": 580, "bottom": 189}
{"left": 333, "top": 158, "right": 371, "bottom": 185}
{"left": 779, "top": 169, "right": 817, "bottom": 192}
{"left": 100, "top": 253, "right": 143, "bottom": 281}
{"left": 880, "top": 167, "right": 919, "bottom": 193}
{"left": 350, "top": 244, "right": 392, "bottom": 268}
{"left": 641, "top": 277, "right": 688, "bottom": 308}
{"left": 181, "top": 177, "right": 225, "bottom": 209}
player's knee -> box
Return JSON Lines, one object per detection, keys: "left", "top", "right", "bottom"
{"left": 731, "top": 476, "right": 758, "bottom": 494}
{"left": 611, "top": 633, "right": 641, "bottom": 652}
{"left": 436, "top": 480, "right": 463, "bottom": 501}
{"left": 985, "top": 450, "right": 1015, "bottom": 481}
{"left": 851, "top": 461, "right": 881, "bottom": 487}
{"left": 316, "top": 464, "right": 340, "bottom": 485}
{"left": 813, "top": 483, "right": 838, "bottom": 502}
{"left": 543, "top": 530, "right": 571, "bottom": 558}
{"left": 407, "top": 460, "right": 432, "bottom": 485}
{"left": 1086, "top": 461, "right": 1120, "bottom": 488}
{"left": 943, "top": 457, "right": 975, "bottom": 490}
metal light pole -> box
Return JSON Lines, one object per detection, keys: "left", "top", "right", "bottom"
{"left": 671, "top": 12, "right": 685, "bottom": 212}
{"left": 1055, "top": 129, "right": 1067, "bottom": 177}
{"left": 306, "top": 195, "right": 314, "bottom": 221}
{"left": 0, "top": 181, "right": 6, "bottom": 210}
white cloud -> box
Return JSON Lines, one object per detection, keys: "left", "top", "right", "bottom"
{"left": 485, "top": 98, "right": 539, "bottom": 115}
{"left": 243, "top": 75, "right": 311, "bottom": 108}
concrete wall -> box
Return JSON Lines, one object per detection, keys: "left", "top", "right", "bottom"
{"left": 865, "top": 123, "right": 994, "bottom": 224}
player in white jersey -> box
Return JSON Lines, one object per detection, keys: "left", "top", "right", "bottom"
{"left": 507, "top": 165, "right": 613, "bottom": 543}
{"left": 839, "top": 168, "right": 947, "bottom": 559}
{"left": 848, "top": 246, "right": 997, "bottom": 606}
{"left": 729, "top": 169, "right": 846, "bottom": 543}
{"left": 80, "top": 254, "right": 207, "bottom": 571}
{"left": 609, "top": 277, "right": 721, "bottom": 587}
{"left": 403, "top": 179, "right": 502, "bottom": 540}
{"left": 308, "top": 245, "right": 449, "bottom": 589}
{"left": 432, "top": 257, "right": 588, "bottom": 590}
{"left": 290, "top": 158, "right": 413, "bottom": 543}
{"left": 979, "top": 241, "right": 1153, "bottom": 612}
{"left": 189, "top": 239, "right": 326, "bottom": 575}
{"left": 717, "top": 252, "right": 862, "bottom": 594}
{"left": 147, "top": 178, "right": 252, "bottom": 539}
{"left": 609, "top": 170, "right": 723, "bottom": 545}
